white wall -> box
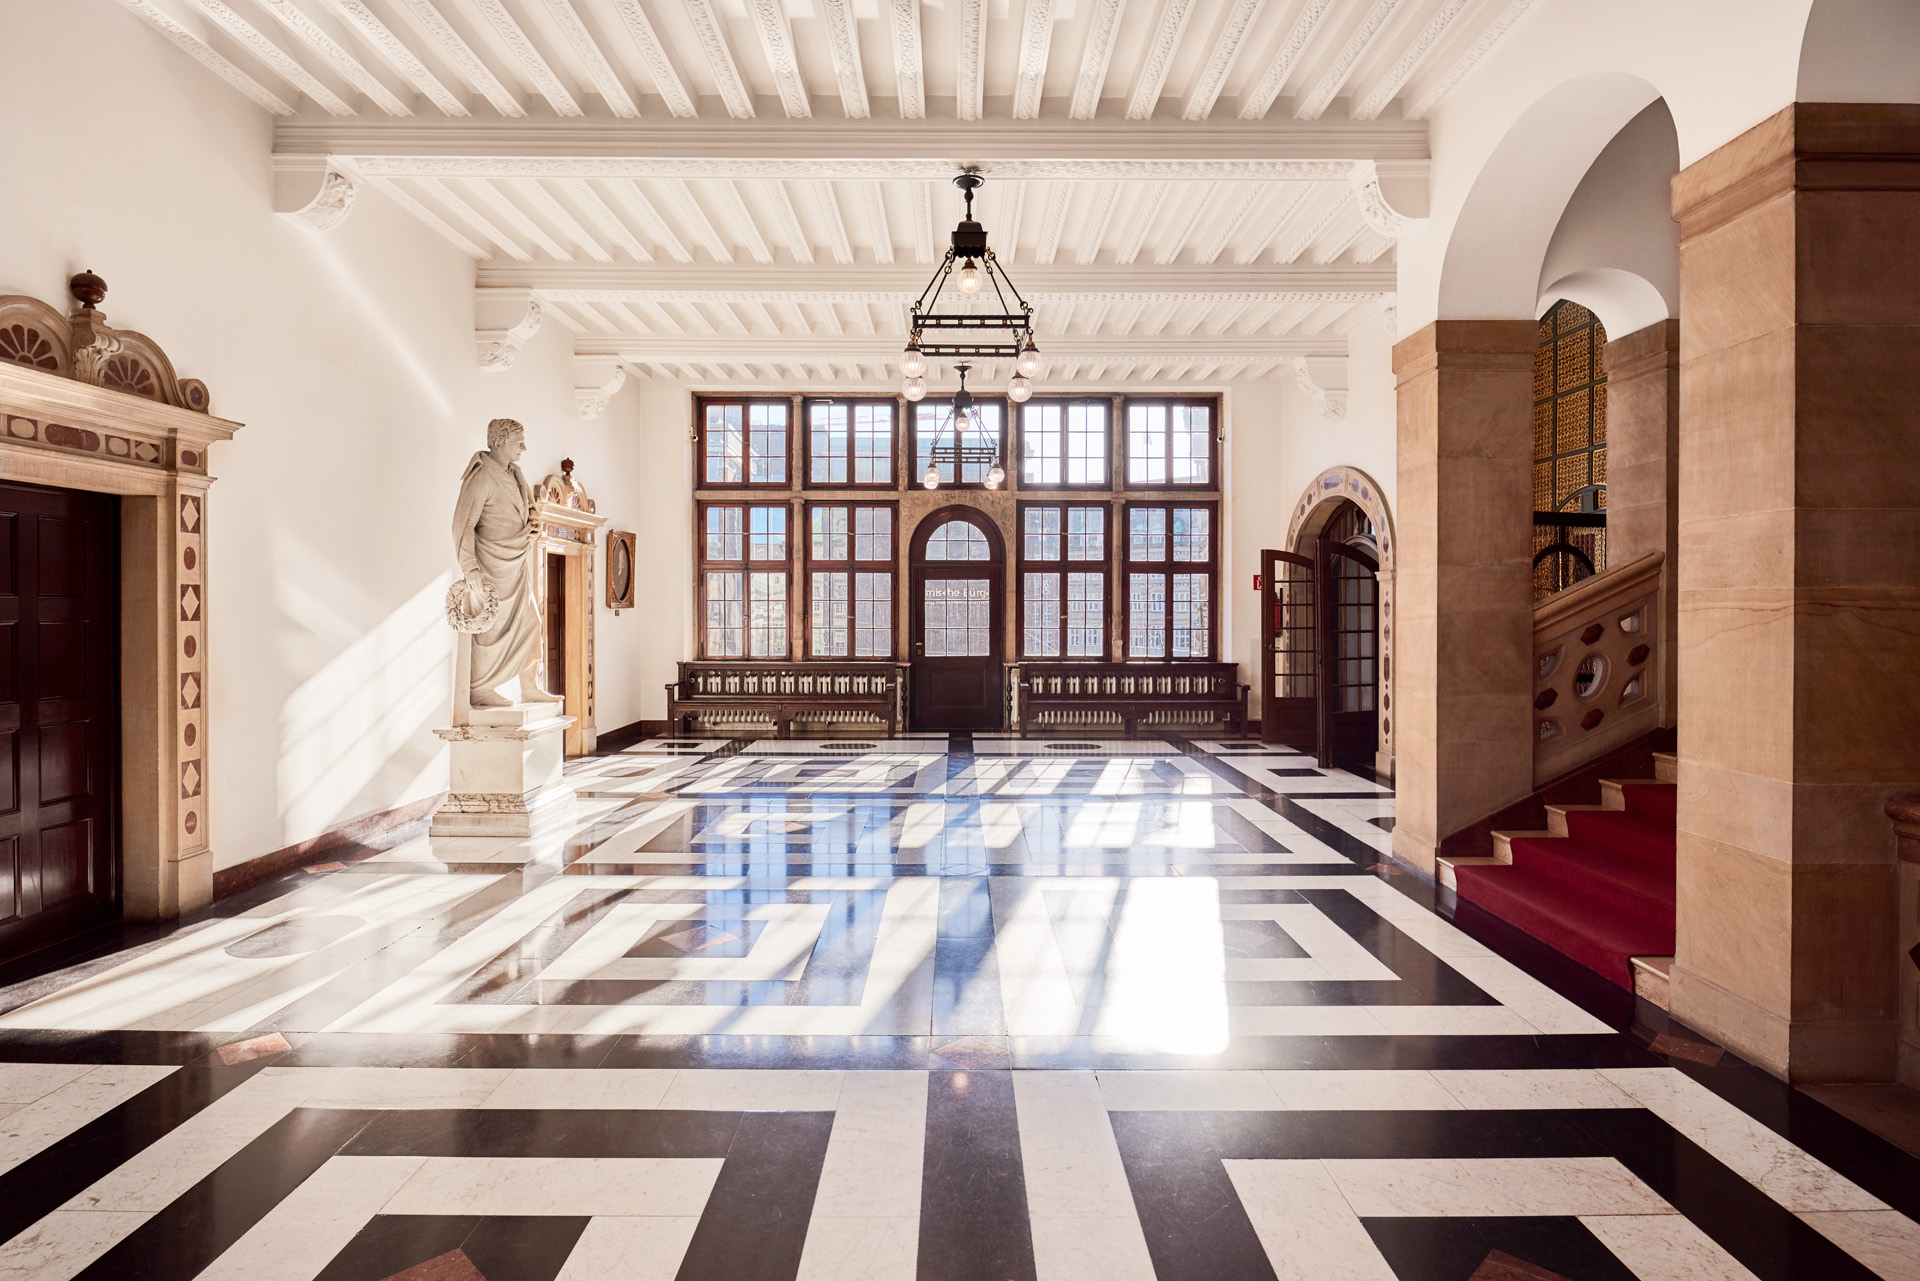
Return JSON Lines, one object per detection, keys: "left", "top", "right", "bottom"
{"left": 0, "top": 0, "right": 674, "bottom": 869}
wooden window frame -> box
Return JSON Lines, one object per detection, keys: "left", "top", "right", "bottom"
{"left": 695, "top": 396, "right": 794, "bottom": 490}
{"left": 911, "top": 398, "right": 1009, "bottom": 490}
{"left": 1121, "top": 396, "right": 1220, "bottom": 491}
{"left": 1015, "top": 500, "right": 1112, "bottom": 661}
{"left": 803, "top": 499, "right": 900, "bottom": 660}
{"left": 802, "top": 397, "right": 900, "bottom": 490}
{"left": 1016, "top": 397, "right": 1113, "bottom": 491}
{"left": 1122, "top": 499, "right": 1220, "bottom": 661}
{"left": 696, "top": 499, "right": 795, "bottom": 659}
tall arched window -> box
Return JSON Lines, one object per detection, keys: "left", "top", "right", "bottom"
{"left": 1531, "top": 300, "right": 1608, "bottom": 599}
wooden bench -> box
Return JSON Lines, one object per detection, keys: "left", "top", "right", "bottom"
{"left": 1014, "top": 663, "right": 1248, "bottom": 736}
{"left": 664, "top": 662, "right": 903, "bottom": 738}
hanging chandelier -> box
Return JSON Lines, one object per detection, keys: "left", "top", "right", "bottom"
{"left": 900, "top": 172, "right": 1042, "bottom": 408}
{"left": 921, "top": 362, "right": 1005, "bottom": 490}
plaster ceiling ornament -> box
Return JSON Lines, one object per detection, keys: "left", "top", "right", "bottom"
{"left": 291, "top": 171, "right": 359, "bottom": 232}
{"left": 475, "top": 293, "right": 544, "bottom": 371}
{"left": 575, "top": 359, "right": 628, "bottom": 419}
{"left": 1292, "top": 355, "right": 1349, "bottom": 420}
{"left": 901, "top": 174, "right": 1042, "bottom": 411}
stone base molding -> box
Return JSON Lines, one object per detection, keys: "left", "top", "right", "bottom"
{"left": 431, "top": 706, "right": 578, "bottom": 838}
{"left": 0, "top": 281, "right": 238, "bottom": 921}
{"left": 1666, "top": 104, "right": 1920, "bottom": 1083}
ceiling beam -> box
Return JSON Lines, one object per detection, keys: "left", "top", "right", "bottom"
{"left": 1012, "top": 0, "right": 1057, "bottom": 121}
{"left": 887, "top": 0, "right": 925, "bottom": 119}
{"left": 184, "top": 0, "right": 354, "bottom": 115}
{"left": 1182, "top": 0, "right": 1267, "bottom": 121}
{"left": 115, "top": 0, "right": 295, "bottom": 115}
{"left": 279, "top": 116, "right": 1425, "bottom": 170}
{"left": 469, "top": 0, "right": 581, "bottom": 116}
{"left": 1068, "top": 0, "right": 1127, "bottom": 120}
{"left": 1295, "top": 0, "right": 1407, "bottom": 121}
{"left": 388, "top": 0, "right": 524, "bottom": 117}
{"left": 324, "top": 0, "right": 467, "bottom": 116}
{"left": 578, "top": 331, "right": 1345, "bottom": 361}
{"left": 956, "top": 0, "right": 986, "bottom": 122}
{"left": 1407, "top": 0, "right": 1542, "bottom": 120}
{"left": 682, "top": 0, "right": 755, "bottom": 119}
{"left": 252, "top": 0, "right": 411, "bottom": 115}
{"left": 747, "top": 0, "right": 811, "bottom": 118}
{"left": 1126, "top": 0, "right": 1202, "bottom": 120}
{"left": 820, "top": 0, "right": 871, "bottom": 119}
{"left": 477, "top": 262, "right": 1395, "bottom": 294}
{"left": 1239, "top": 0, "right": 1335, "bottom": 120}
{"left": 1352, "top": 0, "right": 1470, "bottom": 120}
{"left": 535, "top": 0, "right": 640, "bottom": 118}
{"left": 608, "top": 0, "right": 696, "bottom": 117}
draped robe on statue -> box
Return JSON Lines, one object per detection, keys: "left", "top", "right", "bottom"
{"left": 452, "top": 450, "right": 540, "bottom": 699}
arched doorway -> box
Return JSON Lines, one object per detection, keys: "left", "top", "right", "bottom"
{"left": 1531, "top": 299, "right": 1609, "bottom": 600}
{"left": 1317, "top": 502, "right": 1381, "bottom": 770}
{"left": 910, "top": 507, "right": 1005, "bottom": 729}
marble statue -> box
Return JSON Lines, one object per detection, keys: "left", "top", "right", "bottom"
{"left": 450, "top": 418, "right": 561, "bottom": 708}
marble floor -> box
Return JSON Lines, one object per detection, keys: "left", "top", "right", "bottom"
{"left": 0, "top": 735, "right": 1914, "bottom": 1280}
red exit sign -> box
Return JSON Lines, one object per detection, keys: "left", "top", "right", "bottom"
{"left": 1253, "top": 574, "right": 1262, "bottom": 591}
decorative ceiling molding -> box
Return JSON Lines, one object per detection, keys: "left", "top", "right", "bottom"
{"left": 1155, "top": 181, "right": 1216, "bottom": 263}
{"left": 995, "top": 180, "right": 1028, "bottom": 264}
{"left": 606, "top": 179, "right": 690, "bottom": 261}
{"left": 1234, "top": 183, "right": 1311, "bottom": 262}
{"left": 515, "top": 179, "right": 613, "bottom": 261}
{"left": 716, "top": 181, "right": 774, "bottom": 264}
{"left": 118, "top": 0, "right": 293, "bottom": 114}
{"left": 912, "top": 181, "right": 936, "bottom": 265}
{"left": 1350, "top": 161, "right": 1415, "bottom": 235}
{"left": 389, "top": 0, "right": 524, "bottom": 116}
{"left": 664, "top": 179, "right": 732, "bottom": 263}
{"left": 887, "top": 0, "right": 926, "bottom": 119}
{"left": 252, "top": 0, "right": 411, "bottom": 115}
{"left": 574, "top": 331, "right": 1345, "bottom": 361}
{"left": 1012, "top": 0, "right": 1057, "bottom": 121}
{"left": 325, "top": 0, "right": 467, "bottom": 115}
{"left": 1238, "top": 0, "right": 1335, "bottom": 119}
{"left": 1407, "top": 0, "right": 1541, "bottom": 120}
{"left": 1195, "top": 183, "right": 1262, "bottom": 264}
{"left": 1069, "top": 0, "right": 1128, "bottom": 120}
{"left": 352, "top": 169, "right": 484, "bottom": 254}
{"left": 557, "top": 178, "right": 651, "bottom": 261}
{"left": 1182, "top": 0, "right": 1266, "bottom": 120}
{"left": 608, "top": 0, "right": 696, "bottom": 117}
{"left": 765, "top": 181, "right": 814, "bottom": 264}
{"left": 682, "top": 0, "right": 756, "bottom": 119}
{"left": 530, "top": 287, "right": 1384, "bottom": 309}
{"left": 535, "top": 0, "right": 639, "bottom": 118}
{"left": 1277, "top": 187, "right": 1354, "bottom": 263}
{"left": 814, "top": 181, "right": 855, "bottom": 265}
{"left": 469, "top": 0, "right": 581, "bottom": 116}
{"left": 860, "top": 180, "right": 895, "bottom": 265}
{"left": 746, "top": 0, "right": 812, "bottom": 118}
{"left": 1034, "top": 183, "right": 1072, "bottom": 265}
{"left": 1312, "top": 218, "right": 1367, "bottom": 264}
{"left": 819, "top": 0, "right": 871, "bottom": 119}
{"left": 1075, "top": 182, "right": 1122, "bottom": 265}
{"left": 1115, "top": 180, "right": 1170, "bottom": 265}
{"left": 1292, "top": 354, "right": 1348, "bottom": 418}
{"left": 184, "top": 0, "right": 354, "bottom": 114}
{"left": 467, "top": 177, "right": 572, "bottom": 259}
{"left": 1126, "top": 0, "right": 1201, "bottom": 119}
{"left": 956, "top": 0, "right": 987, "bottom": 122}
{"left": 334, "top": 154, "right": 1379, "bottom": 185}
{"left": 416, "top": 176, "right": 531, "bottom": 259}
{"left": 476, "top": 291, "right": 544, "bottom": 370}
{"left": 1296, "top": 0, "right": 1408, "bottom": 120}
{"left": 283, "top": 169, "right": 360, "bottom": 231}
{"left": 481, "top": 262, "right": 1395, "bottom": 293}
{"left": 1351, "top": 0, "right": 1469, "bottom": 119}
{"left": 574, "top": 356, "right": 627, "bottom": 418}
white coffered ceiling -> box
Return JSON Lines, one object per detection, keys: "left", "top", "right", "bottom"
{"left": 124, "top": 0, "right": 1544, "bottom": 394}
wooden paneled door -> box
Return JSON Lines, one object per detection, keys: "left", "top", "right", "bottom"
{"left": 0, "top": 482, "right": 118, "bottom": 960}
{"left": 1319, "top": 542, "right": 1380, "bottom": 770}
{"left": 910, "top": 510, "right": 1004, "bottom": 730}
{"left": 1260, "top": 549, "right": 1316, "bottom": 749}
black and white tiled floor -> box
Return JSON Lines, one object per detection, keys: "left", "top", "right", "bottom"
{"left": 0, "top": 735, "right": 1914, "bottom": 1280}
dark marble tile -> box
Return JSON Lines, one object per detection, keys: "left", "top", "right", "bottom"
{"left": 341, "top": 1108, "right": 745, "bottom": 1159}
{"left": 1104, "top": 1109, "right": 1276, "bottom": 1281}
{"left": 677, "top": 1111, "right": 835, "bottom": 1281}
{"left": 918, "top": 1070, "right": 1036, "bottom": 1281}
{"left": 1363, "top": 1218, "right": 1630, "bottom": 1281}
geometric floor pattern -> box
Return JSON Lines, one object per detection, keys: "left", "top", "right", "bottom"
{"left": 0, "top": 734, "right": 1914, "bottom": 1279}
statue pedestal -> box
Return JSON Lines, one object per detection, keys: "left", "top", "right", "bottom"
{"left": 431, "top": 705, "right": 577, "bottom": 837}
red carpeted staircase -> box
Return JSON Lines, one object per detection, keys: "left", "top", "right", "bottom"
{"left": 1441, "top": 753, "right": 1677, "bottom": 992}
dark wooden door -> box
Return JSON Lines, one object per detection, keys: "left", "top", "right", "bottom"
{"left": 543, "top": 551, "right": 566, "bottom": 698}
{"left": 910, "top": 512, "right": 1004, "bottom": 730}
{"left": 0, "top": 482, "right": 118, "bottom": 960}
{"left": 1260, "top": 549, "right": 1316, "bottom": 749}
{"left": 1318, "top": 542, "right": 1380, "bottom": 770}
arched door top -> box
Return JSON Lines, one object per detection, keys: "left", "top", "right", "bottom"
{"left": 909, "top": 504, "right": 1005, "bottom": 564}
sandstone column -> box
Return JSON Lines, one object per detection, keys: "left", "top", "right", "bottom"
{"left": 1391, "top": 322, "right": 1538, "bottom": 875}
{"left": 1603, "top": 320, "right": 1682, "bottom": 724}
{"left": 1668, "top": 105, "right": 1920, "bottom": 1081}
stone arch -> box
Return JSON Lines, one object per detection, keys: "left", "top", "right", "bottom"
{"left": 1799, "top": 0, "right": 1920, "bottom": 103}
{"left": 1285, "top": 466, "right": 1396, "bottom": 778}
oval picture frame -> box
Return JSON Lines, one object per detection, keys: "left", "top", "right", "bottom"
{"left": 606, "top": 529, "right": 636, "bottom": 611}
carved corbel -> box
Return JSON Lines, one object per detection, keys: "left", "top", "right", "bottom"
{"left": 1292, "top": 355, "right": 1349, "bottom": 421}
{"left": 476, "top": 290, "right": 545, "bottom": 371}
{"left": 1349, "top": 161, "right": 1428, "bottom": 239}
{"left": 273, "top": 156, "right": 358, "bottom": 232}
{"left": 575, "top": 355, "right": 627, "bottom": 420}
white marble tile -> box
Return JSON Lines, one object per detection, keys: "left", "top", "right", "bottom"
{"left": 1265, "top": 1070, "right": 1462, "bottom": 1112}
{"left": 1798, "top": 1210, "right": 1920, "bottom": 1281}
{"left": 1013, "top": 1071, "right": 1140, "bottom": 1220}
{"left": 1442, "top": 953, "right": 1614, "bottom": 1034}
{"left": 556, "top": 1216, "right": 704, "bottom": 1281}
{"left": 195, "top": 1155, "right": 424, "bottom": 1281}
{"left": 481, "top": 1069, "right": 679, "bottom": 1111}
{"left": 992, "top": 878, "right": 1080, "bottom": 1037}
{"left": 1226, "top": 1005, "right": 1386, "bottom": 1037}
{"left": 1096, "top": 1070, "right": 1279, "bottom": 1111}
{"left": 1224, "top": 1159, "right": 1398, "bottom": 1281}
{"left": 1324, "top": 1156, "right": 1671, "bottom": 1217}
{"left": 656, "top": 1069, "right": 845, "bottom": 1112}
{"left": 1579, "top": 1213, "right": 1761, "bottom": 1281}
{"left": 0, "top": 1063, "right": 93, "bottom": 1104}
{"left": 0, "top": 1209, "right": 149, "bottom": 1280}
{"left": 810, "top": 1072, "right": 927, "bottom": 1219}
{"left": 1028, "top": 1215, "right": 1158, "bottom": 1281}
{"left": 1601, "top": 1068, "right": 1889, "bottom": 1213}
{"left": 0, "top": 1065, "right": 176, "bottom": 1175}
{"left": 1363, "top": 1005, "right": 1545, "bottom": 1037}
{"left": 384, "top": 1156, "right": 723, "bottom": 1217}
{"left": 1429, "top": 1069, "right": 1639, "bottom": 1111}
{"left": 301, "top": 1067, "right": 511, "bottom": 1110}
{"left": 794, "top": 1216, "right": 919, "bottom": 1281}
{"left": 61, "top": 1067, "right": 341, "bottom": 1212}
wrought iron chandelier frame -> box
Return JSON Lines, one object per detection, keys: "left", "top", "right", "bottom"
{"left": 905, "top": 174, "right": 1038, "bottom": 363}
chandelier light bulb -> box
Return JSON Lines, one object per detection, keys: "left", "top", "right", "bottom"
{"left": 900, "top": 343, "right": 926, "bottom": 378}
{"left": 986, "top": 463, "right": 1005, "bottom": 490}
{"left": 1007, "top": 374, "right": 1032, "bottom": 403}
{"left": 902, "top": 375, "right": 926, "bottom": 402}
{"left": 1016, "top": 339, "right": 1042, "bottom": 379}
{"left": 957, "top": 259, "right": 984, "bottom": 295}
{"left": 923, "top": 463, "right": 940, "bottom": 489}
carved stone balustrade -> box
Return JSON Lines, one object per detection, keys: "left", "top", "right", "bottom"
{"left": 1531, "top": 551, "right": 1665, "bottom": 787}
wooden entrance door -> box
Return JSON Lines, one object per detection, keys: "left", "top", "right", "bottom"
{"left": 0, "top": 482, "right": 118, "bottom": 960}
{"left": 1260, "top": 549, "right": 1316, "bottom": 748}
{"left": 910, "top": 511, "right": 1004, "bottom": 730}
{"left": 1318, "top": 542, "right": 1380, "bottom": 769}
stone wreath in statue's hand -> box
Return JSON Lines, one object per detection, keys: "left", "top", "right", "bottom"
{"left": 445, "top": 576, "right": 503, "bottom": 634}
